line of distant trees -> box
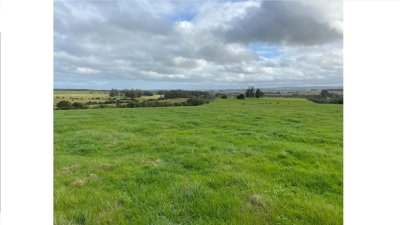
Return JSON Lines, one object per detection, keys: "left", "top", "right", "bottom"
{"left": 55, "top": 97, "right": 211, "bottom": 110}
{"left": 56, "top": 101, "right": 88, "bottom": 110}
{"left": 157, "top": 90, "right": 211, "bottom": 99}
{"left": 55, "top": 88, "right": 214, "bottom": 110}
{"left": 109, "top": 89, "right": 154, "bottom": 98}
{"left": 109, "top": 89, "right": 212, "bottom": 100}
{"left": 307, "top": 90, "right": 343, "bottom": 104}
{"left": 235, "top": 86, "right": 264, "bottom": 99}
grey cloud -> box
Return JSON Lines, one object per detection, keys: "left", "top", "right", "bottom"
{"left": 220, "top": 1, "right": 342, "bottom": 45}
{"left": 54, "top": 0, "right": 343, "bottom": 89}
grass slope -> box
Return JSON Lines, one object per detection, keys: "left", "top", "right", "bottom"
{"left": 54, "top": 98, "right": 343, "bottom": 225}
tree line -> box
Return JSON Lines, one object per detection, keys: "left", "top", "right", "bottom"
{"left": 55, "top": 89, "right": 214, "bottom": 110}
{"left": 307, "top": 90, "right": 343, "bottom": 104}
{"left": 56, "top": 97, "right": 210, "bottom": 110}
{"left": 109, "top": 89, "right": 212, "bottom": 100}
{"left": 157, "top": 90, "right": 211, "bottom": 99}
{"left": 110, "top": 89, "right": 154, "bottom": 98}
{"left": 233, "top": 87, "right": 264, "bottom": 99}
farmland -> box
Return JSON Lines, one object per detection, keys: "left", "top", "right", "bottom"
{"left": 54, "top": 97, "right": 342, "bottom": 225}
{"left": 54, "top": 90, "right": 165, "bottom": 109}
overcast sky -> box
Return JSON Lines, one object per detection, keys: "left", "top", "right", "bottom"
{"left": 54, "top": 0, "right": 343, "bottom": 90}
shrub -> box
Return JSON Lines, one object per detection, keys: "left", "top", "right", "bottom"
{"left": 307, "top": 96, "right": 343, "bottom": 104}
{"left": 186, "top": 98, "right": 206, "bottom": 106}
{"left": 122, "top": 89, "right": 144, "bottom": 98}
{"left": 97, "top": 104, "right": 109, "bottom": 108}
{"left": 163, "top": 90, "right": 210, "bottom": 99}
{"left": 143, "top": 90, "right": 154, "bottom": 96}
{"left": 57, "top": 101, "right": 73, "bottom": 110}
{"left": 221, "top": 95, "right": 228, "bottom": 99}
{"left": 72, "top": 102, "right": 85, "bottom": 109}
{"left": 174, "top": 102, "right": 183, "bottom": 106}
{"left": 236, "top": 94, "right": 245, "bottom": 99}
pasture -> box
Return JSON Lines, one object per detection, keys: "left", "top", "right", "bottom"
{"left": 54, "top": 90, "right": 165, "bottom": 109}
{"left": 54, "top": 98, "right": 342, "bottom": 225}
{"left": 54, "top": 90, "right": 111, "bottom": 104}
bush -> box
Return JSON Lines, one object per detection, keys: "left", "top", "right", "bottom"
{"left": 307, "top": 96, "right": 343, "bottom": 104}
{"left": 306, "top": 90, "right": 343, "bottom": 104}
{"left": 57, "top": 101, "right": 73, "bottom": 110}
{"left": 72, "top": 102, "right": 85, "bottom": 109}
{"left": 163, "top": 90, "right": 211, "bottom": 99}
{"left": 122, "top": 89, "right": 144, "bottom": 98}
{"left": 185, "top": 98, "right": 206, "bottom": 106}
{"left": 221, "top": 95, "right": 228, "bottom": 99}
{"left": 143, "top": 90, "right": 154, "bottom": 96}
{"left": 97, "top": 104, "right": 109, "bottom": 108}
{"left": 174, "top": 102, "right": 183, "bottom": 106}
{"left": 236, "top": 94, "right": 245, "bottom": 99}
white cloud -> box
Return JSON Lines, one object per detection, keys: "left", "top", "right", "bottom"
{"left": 54, "top": 0, "right": 343, "bottom": 89}
{"left": 76, "top": 67, "right": 99, "bottom": 74}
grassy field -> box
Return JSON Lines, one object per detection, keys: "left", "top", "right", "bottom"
{"left": 54, "top": 98, "right": 342, "bottom": 225}
{"left": 54, "top": 90, "right": 162, "bottom": 103}
{"left": 54, "top": 90, "right": 110, "bottom": 104}
{"left": 54, "top": 90, "right": 165, "bottom": 108}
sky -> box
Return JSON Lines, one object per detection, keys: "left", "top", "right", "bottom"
{"left": 54, "top": 0, "right": 343, "bottom": 90}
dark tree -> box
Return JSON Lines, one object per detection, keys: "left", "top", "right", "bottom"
{"left": 123, "top": 89, "right": 144, "bottom": 99}
{"left": 163, "top": 90, "right": 210, "bottom": 99}
{"left": 72, "top": 102, "right": 85, "bottom": 109}
{"left": 135, "top": 89, "right": 144, "bottom": 98}
{"left": 255, "top": 89, "right": 264, "bottom": 99}
{"left": 185, "top": 98, "right": 206, "bottom": 106}
{"left": 245, "top": 86, "right": 255, "bottom": 98}
{"left": 143, "top": 90, "right": 154, "bottom": 96}
{"left": 221, "top": 95, "right": 228, "bottom": 99}
{"left": 56, "top": 101, "right": 73, "bottom": 110}
{"left": 109, "top": 89, "right": 119, "bottom": 97}
{"left": 237, "top": 94, "right": 245, "bottom": 99}
{"left": 321, "top": 90, "right": 329, "bottom": 98}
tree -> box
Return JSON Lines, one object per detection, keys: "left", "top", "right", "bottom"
{"left": 143, "top": 90, "right": 153, "bottom": 96}
{"left": 109, "top": 89, "right": 119, "bottom": 97}
{"left": 236, "top": 94, "right": 245, "bottom": 99}
{"left": 221, "top": 95, "right": 228, "bottom": 99}
{"left": 321, "top": 90, "right": 329, "bottom": 98}
{"left": 163, "top": 90, "right": 210, "bottom": 99}
{"left": 122, "top": 89, "right": 130, "bottom": 98}
{"left": 123, "top": 89, "right": 143, "bottom": 99}
{"left": 72, "top": 102, "right": 85, "bottom": 109}
{"left": 255, "top": 89, "right": 264, "bottom": 99}
{"left": 185, "top": 98, "right": 206, "bottom": 106}
{"left": 245, "top": 86, "right": 255, "bottom": 98}
{"left": 57, "top": 101, "right": 73, "bottom": 110}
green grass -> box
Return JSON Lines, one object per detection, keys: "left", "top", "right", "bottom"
{"left": 54, "top": 98, "right": 342, "bottom": 225}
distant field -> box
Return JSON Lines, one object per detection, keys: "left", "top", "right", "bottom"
{"left": 54, "top": 98, "right": 342, "bottom": 224}
{"left": 54, "top": 90, "right": 165, "bottom": 108}
{"left": 54, "top": 90, "right": 110, "bottom": 102}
